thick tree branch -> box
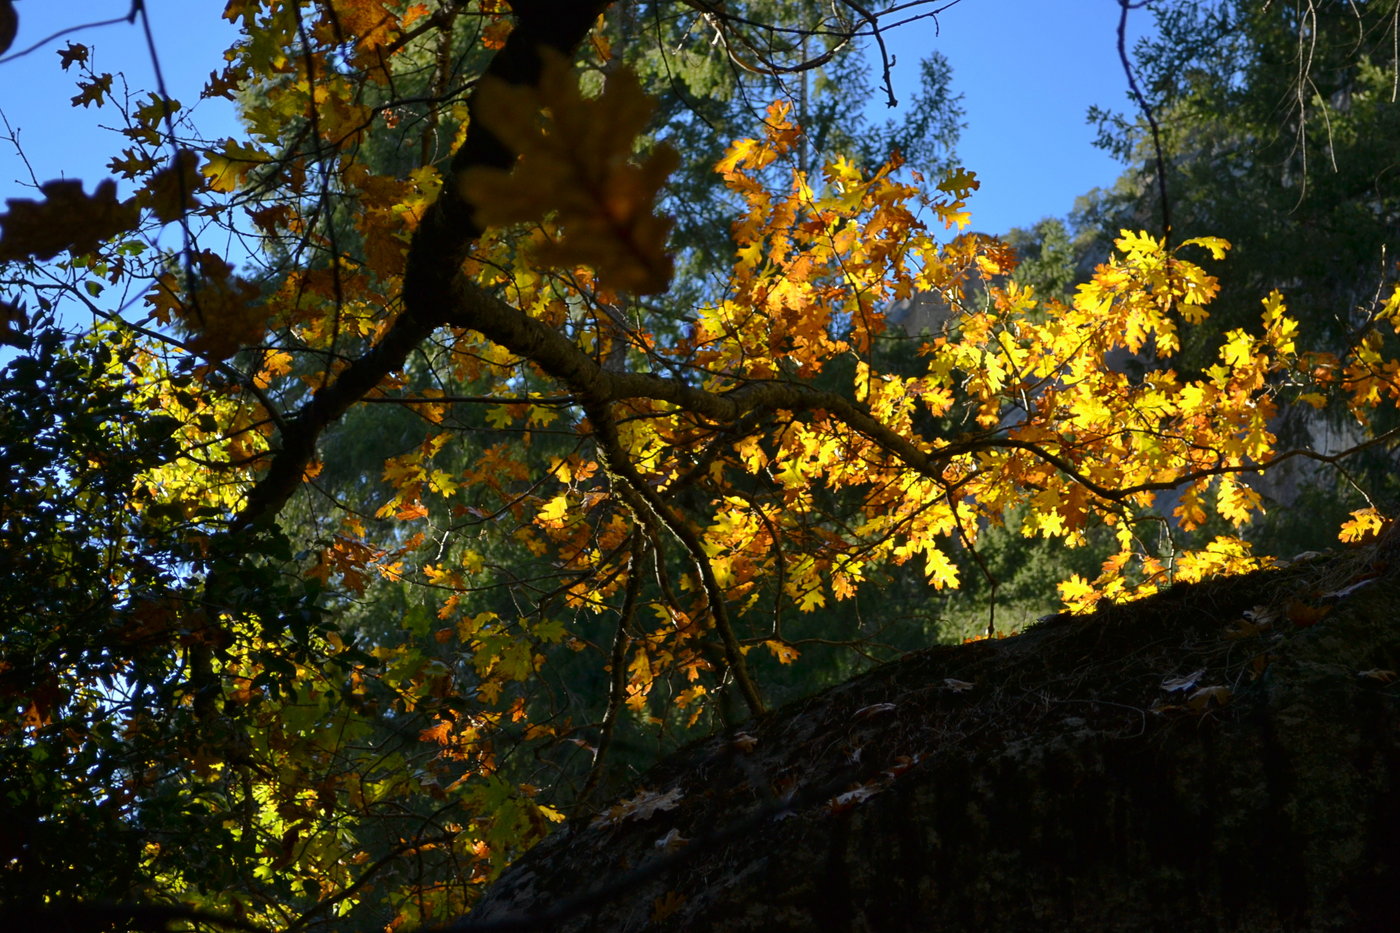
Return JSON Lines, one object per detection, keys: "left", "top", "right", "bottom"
{"left": 444, "top": 237, "right": 1400, "bottom": 509}
{"left": 436, "top": 278, "right": 985, "bottom": 468}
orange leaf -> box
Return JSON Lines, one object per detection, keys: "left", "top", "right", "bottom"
{"left": 651, "top": 891, "right": 686, "bottom": 923}
{"left": 420, "top": 721, "right": 452, "bottom": 745}
{"left": 1285, "top": 600, "right": 1331, "bottom": 629}
{"left": 395, "top": 502, "right": 429, "bottom": 521}
{"left": 765, "top": 639, "right": 800, "bottom": 664}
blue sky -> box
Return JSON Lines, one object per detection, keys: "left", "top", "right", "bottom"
{"left": 0, "top": 2, "right": 238, "bottom": 198}
{"left": 883, "top": 0, "right": 1146, "bottom": 235}
{"left": 0, "top": 1, "right": 1147, "bottom": 237}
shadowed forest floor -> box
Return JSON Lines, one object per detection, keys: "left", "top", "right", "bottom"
{"left": 463, "top": 539, "right": 1400, "bottom": 931}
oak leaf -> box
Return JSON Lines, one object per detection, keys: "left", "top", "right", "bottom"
{"left": 58, "top": 42, "right": 88, "bottom": 70}
{"left": 590, "top": 787, "right": 684, "bottom": 828}
{"left": 1339, "top": 507, "right": 1388, "bottom": 543}
{"left": 328, "top": 0, "right": 400, "bottom": 49}
{"left": 137, "top": 149, "right": 202, "bottom": 223}
{"left": 459, "top": 49, "right": 677, "bottom": 295}
{"left": 71, "top": 73, "right": 114, "bottom": 108}
{"left": 0, "top": 179, "right": 139, "bottom": 261}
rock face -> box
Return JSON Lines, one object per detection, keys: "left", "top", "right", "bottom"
{"left": 462, "top": 548, "right": 1400, "bottom": 932}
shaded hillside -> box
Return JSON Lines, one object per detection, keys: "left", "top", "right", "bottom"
{"left": 456, "top": 541, "right": 1400, "bottom": 932}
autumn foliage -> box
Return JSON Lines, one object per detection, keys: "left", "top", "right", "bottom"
{"left": 1, "top": 1, "right": 1398, "bottom": 929}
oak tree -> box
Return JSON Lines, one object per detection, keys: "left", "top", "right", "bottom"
{"left": 2, "top": 2, "right": 1398, "bottom": 929}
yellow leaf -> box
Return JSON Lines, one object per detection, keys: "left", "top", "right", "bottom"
{"left": 1173, "top": 487, "right": 1208, "bottom": 531}
{"left": 254, "top": 349, "right": 293, "bottom": 389}
{"left": 1220, "top": 329, "right": 1256, "bottom": 370}
{"left": 1180, "top": 235, "right": 1231, "bottom": 260}
{"left": 486, "top": 405, "right": 514, "bottom": 429}
{"left": 1339, "top": 507, "right": 1388, "bottom": 544}
{"left": 736, "top": 239, "right": 764, "bottom": 271}
{"left": 765, "top": 639, "right": 800, "bottom": 664}
{"left": 1116, "top": 229, "right": 1162, "bottom": 257}
{"left": 923, "top": 546, "right": 959, "bottom": 589}
{"left": 715, "top": 137, "right": 760, "bottom": 176}
{"left": 937, "top": 167, "right": 979, "bottom": 200}
{"left": 1216, "top": 478, "right": 1262, "bottom": 525}
{"left": 1298, "top": 392, "right": 1327, "bottom": 409}
{"left": 201, "top": 139, "right": 267, "bottom": 194}
{"left": 536, "top": 494, "right": 571, "bottom": 527}
{"left": 1057, "top": 574, "right": 1098, "bottom": 613}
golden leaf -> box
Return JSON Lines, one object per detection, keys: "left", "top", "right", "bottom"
{"left": 651, "top": 891, "right": 686, "bottom": 923}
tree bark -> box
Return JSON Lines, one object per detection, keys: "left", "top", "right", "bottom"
{"left": 458, "top": 546, "right": 1400, "bottom": 932}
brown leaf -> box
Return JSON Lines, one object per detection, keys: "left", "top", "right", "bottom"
{"left": 1285, "top": 599, "right": 1331, "bottom": 628}
{"left": 328, "top": 0, "right": 401, "bottom": 49}
{"left": 21, "top": 677, "right": 67, "bottom": 729}
{"left": 202, "top": 65, "right": 242, "bottom": 100}
{"left": 1223, "top": 616, "right": 1269, "bottom": 640}
{"left": 1187, "top": 685, "right": 1231, "bottom": 712}
{"left": 650, "top": 891, "right": 686, "bottom": 923}
{"left": 58, "top": 41, "right": 88, "bottom": 71}
{"left": 590, "top": 786, "right": 683, "bottom": 828}
{"left": 0, "top": 179, "right": 139, "bottom": 261}
{"left": 138, "top": 149, "right": 202, "bottom": 223}
{"left": 459, "top": 49, "right": 676, "bottom": 295}
{"left": 71, "top": 72, "right": 114, "bottom": 108}
{"left": 174, "top": 255, "right": 265, "bottom": 360}
{"left": 1161, "top": 669, "right": 1205, "bottom": 693}
{"left": 653, "top": 828, "right": 689, "bottom": 852}
{"left": 0, "top": 298, "right": 30, "bottom": 349}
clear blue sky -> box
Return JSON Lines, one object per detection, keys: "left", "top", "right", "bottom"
{"left": 0, "top": 1, "right": 239, "bottom": 198}
{"left": 877, "top": 0, "right": 1147, "bottom": 235}
{"left": 0, "top": 1, "right": 1148, "bottom": 237}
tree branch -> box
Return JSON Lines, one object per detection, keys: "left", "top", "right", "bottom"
{"left": 234, "top": 0, "right": 614, "bottom": 529}
{"left": 575, "top": 531, "right": 644, "bottom": 811}
{"left": 586, "top": 400, "right": 766, "bottom": 717}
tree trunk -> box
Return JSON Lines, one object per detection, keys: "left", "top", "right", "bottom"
{"left": 461, "top": 546, "right": 1400, "bottom": 932}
